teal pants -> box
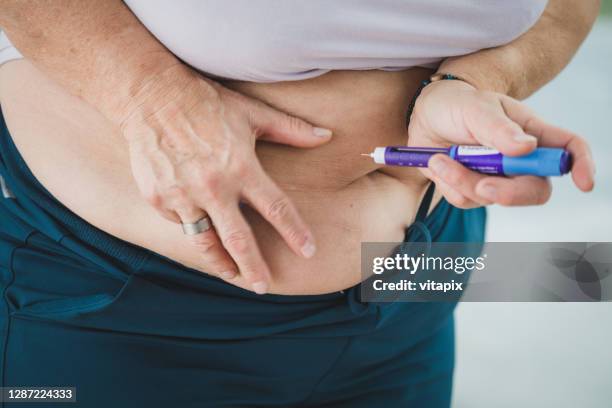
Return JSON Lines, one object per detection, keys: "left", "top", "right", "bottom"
{"left": 0, "top": 109, "right": 485, "bottom": 407}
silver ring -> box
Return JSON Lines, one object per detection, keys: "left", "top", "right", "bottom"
{"left": 181, "top": 215, "right": 213, "bottom": 235}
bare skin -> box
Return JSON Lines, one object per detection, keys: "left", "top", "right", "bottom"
{"left": 0, "top": 58, "right": 596, "bottom": 295}
{"left": 0, "top": 61, "right": 432, "bottom": 294}
{"left": 1, "top": 0, "right": 337, "bottom": 295}
{"left": 0, "top": 0, "right": 598, "bottom": 295}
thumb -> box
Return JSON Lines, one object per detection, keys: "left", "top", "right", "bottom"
{"left": 464, "top": 97, "right": 537, "bottom": 156}
{"left": 250, "top": 103, "right": 332, "bottom": 148}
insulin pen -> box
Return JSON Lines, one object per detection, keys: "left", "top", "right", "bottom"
{"left": 362, "top": 145, "right": 571, "bottom": 177}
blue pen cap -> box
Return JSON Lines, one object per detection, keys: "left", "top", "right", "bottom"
{"left": 502, "top": 147, "right": 572, "bottom": 177}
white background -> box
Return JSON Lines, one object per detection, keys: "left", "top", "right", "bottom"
{"left": 453, "top": 17, "right": 612, "bottom": 408}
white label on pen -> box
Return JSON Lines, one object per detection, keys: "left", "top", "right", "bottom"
{"left": 457, "top": 146, "right": 499, "bottom": 156}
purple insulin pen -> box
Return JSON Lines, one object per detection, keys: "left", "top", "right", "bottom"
{"left": 363, "top": 145, "right": 571, "bottom": 177}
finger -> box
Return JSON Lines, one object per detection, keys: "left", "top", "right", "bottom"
{"left": 427, "top": 154, "right": 493, "bottom": 206}
{"left": 475, "top": 175, "right": 552, "bottom": 206}
{"left": 176, "top": 208, "right": 238, "bottom": 280}
{"left": 500, "top": 96, "right": 595, "bottom": 192}
{"left": 176, "top": 205, "right": 208, "bottom": 224}
{"left": 156, "top": 207, "right": 181, "bottom": 224}
{"left": 464, "top": 96, "right": 537, "bottom": 156}
{"left": 428, "top": 154, "right": 551, "bottom": 207}
{"left": 567, "top": 135, "right": 595, "bottom": 192}
{"left": 431, "top": 176, "right": 481, "bottom": 209}
{"left": 422, "top": 167, "right": 480, "bottom": 209}
{"left": 206, "top": 204, "right": 271, "bottom": 295}
{"left": 186, "top": 230, "right": 238, "bottom": 280}
{"left": 141, "top": 189, "right": 182, "bottom": 223}
{"left": 248, "top": 100, "right": 333, "bottom": 147}
{"left": 243, "top": 166, "right": 316, "bottom": 259}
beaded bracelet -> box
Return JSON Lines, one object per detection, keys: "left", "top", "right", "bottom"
{"left": 405, "top": 73, "right": 464, "bottom": 128}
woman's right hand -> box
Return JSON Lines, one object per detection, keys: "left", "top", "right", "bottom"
{"left": 119, "top": 64, "right": 333, "bottom": 294}
{"left": 408, "top": 79, "right": 595, "bottom": 208}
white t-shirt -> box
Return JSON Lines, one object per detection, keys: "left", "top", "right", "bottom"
{"left": 0, "top": 0, "right": 547, "bottom": 82}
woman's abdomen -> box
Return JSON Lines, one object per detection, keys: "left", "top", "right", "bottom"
{"left": 0, "top": 60, "right": 434, "bottom": 294}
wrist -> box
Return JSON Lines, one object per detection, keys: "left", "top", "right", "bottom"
{"left": 419, "top": 76, "right": 476, "bottom": 100}
{"left": 436, "top": 47, "right": 520, "bottom": 96}
{"left": 98, "top": 52, "right": 188, "bottom": 127}
{"left": 406, "top": 73, "right": 475, "bottom": 128}
{"left": 118, "top": 63, "right": 226, "bottom": 147}
{"left": 116, "top": 63, "right": 218, "bottom": 136}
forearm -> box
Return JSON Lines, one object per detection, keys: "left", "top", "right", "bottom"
{"left": 0, "top": 0, "right": 181, "bottom": 124}
{"left": 438, "top": 0, "right": 600, "bottom": 99}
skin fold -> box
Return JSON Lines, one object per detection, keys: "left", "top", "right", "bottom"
{"left": 0, "top": 0, "right": 599, "bottom": 294}
{"left": 0, "top": 61, "right": 435, "bottom": 295}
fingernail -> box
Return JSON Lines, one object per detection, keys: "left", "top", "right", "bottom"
{"left": 477, "top": 184, "right": 497, "bottom": 200}
{"left": 252, "top": 281, "right": 268, "bottom": 295}
{"left": 428, "top": 156, "right": 448, "bottom": 176}
{"left": 301, "top": 239, "right": 316, "bottom": 258}
{"left": 313, "top": 127, "right": 332, "bottom": 137}
{"left": 513, "top": 133, "right": 537, "bottom": 144}
{"left": 221, "top": 270, "right": 237, "bottom": 280}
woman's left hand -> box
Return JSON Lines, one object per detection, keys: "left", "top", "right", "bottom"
{"left": 407, "top": 79, "right": 595, "bottom": 208}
